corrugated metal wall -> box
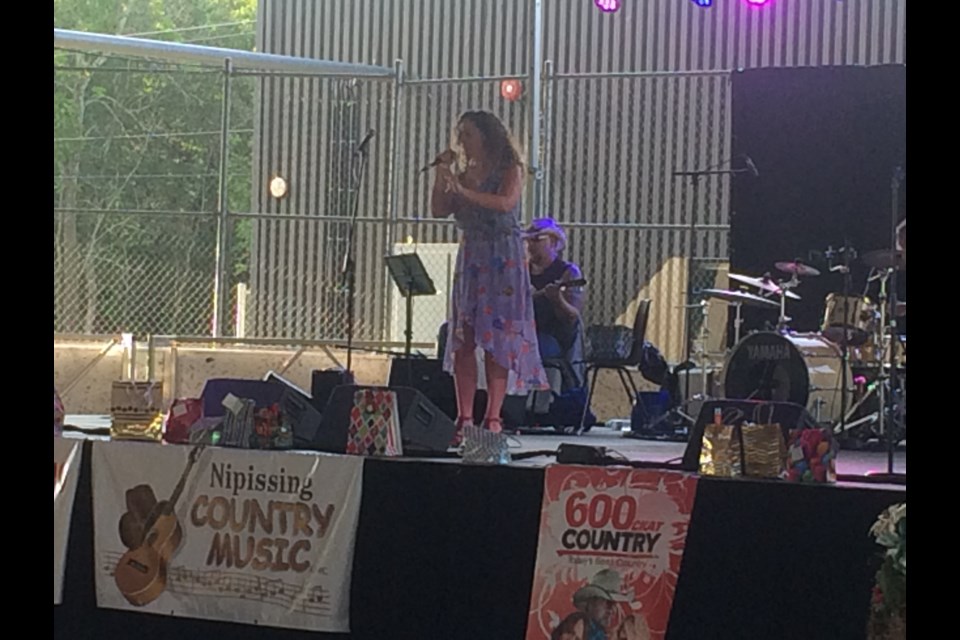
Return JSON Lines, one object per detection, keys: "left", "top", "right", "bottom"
{"left": 252, "top": 0, "right": 906, "bottom": 353}
{"left": 544, "top": 0, "right": 905, "bottom": 73}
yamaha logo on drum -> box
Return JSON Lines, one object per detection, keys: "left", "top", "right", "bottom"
{"left": 746, "top": 343, "right": 793, "bottom": 361}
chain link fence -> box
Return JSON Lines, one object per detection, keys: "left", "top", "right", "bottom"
{"left": 543, "top": 71, "right": 732, "bottom": 362}
{"left": 54, "top": 54, "right": 227, "bottom": 336}
{"left": 54, "top": 54, "right": 731, "bottom": 361}
{"left": 245, "top": 75, "right": 396, "bottom": 341}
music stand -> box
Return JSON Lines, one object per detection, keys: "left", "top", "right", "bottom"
{"left": 385, "top": 253, "right": 437, "bottom": 361}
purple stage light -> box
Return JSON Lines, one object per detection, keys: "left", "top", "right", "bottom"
{"left": 594, "top": 0, "right": 620, "bottom": 13}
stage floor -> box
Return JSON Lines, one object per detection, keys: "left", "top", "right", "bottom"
{"left": 507, "top": 426, "right": 905, "bottom": 480}
{"left": 64, "top": 415, "right": 905, "bottom": 489}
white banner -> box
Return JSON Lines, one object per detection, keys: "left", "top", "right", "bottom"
{"left": 92, "top": 441, "right": 364, "bottom": 633}
{"left": 55, "top": 437, "right": 83, "bottom": 605}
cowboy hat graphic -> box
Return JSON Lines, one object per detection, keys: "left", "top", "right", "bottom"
{"left": 573, "top": 569, "right": 634, "bottom": 605}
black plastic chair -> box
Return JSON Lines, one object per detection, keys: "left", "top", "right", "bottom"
{"left": 578, "top": 299, "right": 652, "bottom": 432}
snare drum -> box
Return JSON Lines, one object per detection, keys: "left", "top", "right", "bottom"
{"left": 723, "top": 332, "right": 853, "bottom": 424}
{"left": 821, "top": 294, "right": 877, "bottom": 347}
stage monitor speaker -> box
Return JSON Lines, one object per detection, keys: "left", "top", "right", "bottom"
{"left": 284, "top": 390, "right": 325, "bottom": 449}
{"left": 264, "top": 370, "right": 311, "bottom": 399}
{"left": 311, "top": 368, "right": 354, "bottom": 413}
{"left": 200, "top": 379, "right": 285, "bottom": 418}
{"left": 681, "top": 399, "right": 817, "bottom": 472}
{"left": 310, "top": 385, "right": 457, "bottom": 454}
{"left": 388, "top": 357, "right": 458, "bottom": 421}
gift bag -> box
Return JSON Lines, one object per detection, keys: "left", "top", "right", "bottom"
{"left": 164, "top": 398, "right": 202, "bottom": 444}
{"left": 785, "top": 426, "right": 839, "bottom": 483}
{"left": 220, "top": 394, "right": 255, "bottom": 448}
{"left": 585, "top": 325, "right": 633, "bottom": 361}
{"left": 110, "top": 381, "right": 164, "bottom": 442}
{"left": 346, "top": 388, "right": 403, "bottom": 457}
{"left": 741, "top": 423, "right": 787, "bottom": 479}
{"left": 111, "top": 380, "right": 164, "bottom": 415}
{"left": 740, "top": 405, "right": 787, "bottom": 479}
{"left": 699, "top": 406, "right": 744, "bottom": 477}
{"left": 699, "top": 423, "right": 742, "bottom": 477}
{"left": 251, "top": 403, "right": 293, "bottom": 450}
{"left": 461, "top": 424, "right": 512, "bottom": 465}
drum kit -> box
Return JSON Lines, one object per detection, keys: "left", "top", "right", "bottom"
{"left": 694, "top": 248, "right": 906, "bottom": 447}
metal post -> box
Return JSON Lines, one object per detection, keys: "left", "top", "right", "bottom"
{"left": 384, "top": 59, "right": 405, "bottom": 343}
{"left": 541, "top": 59, "right": 554, "bottom": 213}
{"left": 529, "top": 0, "right": 544, "bottom": 217}
{"left": 386, "top": 59, "right": 404, "bottom": 248}
{"left": 212, "top": 58, "right": 233, "bottom": 338}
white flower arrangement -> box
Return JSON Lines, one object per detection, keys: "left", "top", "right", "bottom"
{"left": 869, "top": 503, "right": 906, "bottom": 574}
{"left": 867, "top": 502, "right": 906, "bottom": 639}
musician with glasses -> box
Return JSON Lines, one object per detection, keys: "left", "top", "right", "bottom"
{"left": 524, "top": 217, "right": 585, "bottom": 361}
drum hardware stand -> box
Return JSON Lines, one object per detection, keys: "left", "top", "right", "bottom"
{"left": 772, "top": 273, "right": 800, "bottom": 333}
{"left": 839, "top": 375, "right": 904, "bottom": 440}
{"left": 811, "top": 395, "right": 827, "bottom": 424}
{"left": 825, "top": 242, "right": 856, "bottom": 438}
{"left": 875, "top": 269, "right": 892, "bottom": 450}
{"left": 731, "top": 301, "right": 745, "bottom": 345}
{"left": 842, "top": 410, "right": 880, "bottom": 435}
{"left": 646, "top": 300, "right": 714, "bottom": 436}
{"left": 691, "top": 300, "right": 715, "bottom": 403}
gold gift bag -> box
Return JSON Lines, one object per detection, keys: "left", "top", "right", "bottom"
{"left": 740, "top": 422, "right": 787, "bottom": 479}
{"left": 110, "top": 381, "right": 164, "bottom": 441}
{"left": 699, "top": 423, "right": 742, "bottom": 477}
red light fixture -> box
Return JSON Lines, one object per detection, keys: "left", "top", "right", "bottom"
{"left": 500, "top": 79, "right": 523, "bottom": 102}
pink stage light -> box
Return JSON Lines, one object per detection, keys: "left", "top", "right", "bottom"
{"left": 594, "top": 0, "right": 620, "bottom": 13}
{"left": 745, "top": 0, "right": 772, "bottom": 5}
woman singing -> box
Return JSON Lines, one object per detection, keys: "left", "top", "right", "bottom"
{"left": 430, "top": 111, "right": 546, "bottom": 443}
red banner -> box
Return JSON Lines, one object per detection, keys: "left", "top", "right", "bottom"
{"left": 526, "top": 466, "right": 699, "bottom": 640}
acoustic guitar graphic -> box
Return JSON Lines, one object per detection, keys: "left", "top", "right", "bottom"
{"left": 114, "top": 444, "right": 205, "bottom": 606}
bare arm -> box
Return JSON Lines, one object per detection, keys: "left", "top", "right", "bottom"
{"left": 430, "top": 166, "right": 457, "bottom": 218}
{"left": 448, "top": 165, "right": 524, "bottom": 213}
{"left": 535, "top": 263, "right": 584, "bottom": 323}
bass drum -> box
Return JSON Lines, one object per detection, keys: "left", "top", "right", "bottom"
{"left": 723, "top": 332, "right": 852, "bottom": 424}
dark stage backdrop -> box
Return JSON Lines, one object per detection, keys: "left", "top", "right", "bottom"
{"left": 730, "top": 65, "right": 906, "bottom": 342}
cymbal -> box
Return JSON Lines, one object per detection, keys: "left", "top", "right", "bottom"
{"left": 774, "top": 261, "right": 821, "bottom": 277}
{"left": 701, "top": 288, "right": 780, "bottom": 309}
{"left": 728, "top": 273, "right": 801, "bottom": 300}
{"left": 862, "top": 249, "right": 905, "bottom": 271}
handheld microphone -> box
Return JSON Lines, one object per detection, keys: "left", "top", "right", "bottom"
{"left": 419, "top": 149, "right": 456, "bottom": 173}
{"left": 419, "top": 158, "right": 443, "bottom": 173}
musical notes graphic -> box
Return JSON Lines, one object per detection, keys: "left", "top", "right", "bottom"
{"left": 101, "top": 551, "right": 331, "bottom": 616}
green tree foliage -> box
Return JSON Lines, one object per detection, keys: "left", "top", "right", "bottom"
{"left": 54, "top": 0, "right": 255, "bottom": 335}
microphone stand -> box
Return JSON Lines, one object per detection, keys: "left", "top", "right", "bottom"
{"left": 670, "top": 165, "right": 752, "bottom": 430}
{"left": 340, "top": 137, "right": 373, "bottom": 377}
{"left": 673, "top": 164, "right": 753, "bottom": 363}
{"left": 866, "top": 167, "right": 905, "bottom": 483}
{"left": 885, "top": 168, "right": 905, "bottom": 477}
